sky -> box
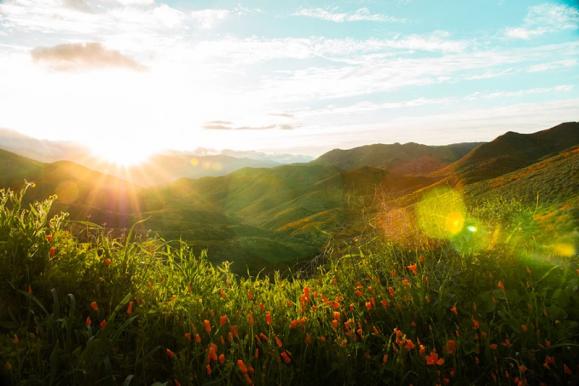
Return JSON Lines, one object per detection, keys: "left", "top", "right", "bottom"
{"left": 0, "top": 0, "right": 578, "bottom": 158}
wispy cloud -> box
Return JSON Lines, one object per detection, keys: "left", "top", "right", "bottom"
{"left": 203, "top": 121, "right": 296, "bottom": 130}
{"left": 31, "top": 42, "right": 146, "bottom": 71}
{"left": 505, "top": 3, "right": 579, "bottom": 39}
{"left": 294, "top": 7, "right": 405, "bottom": 23}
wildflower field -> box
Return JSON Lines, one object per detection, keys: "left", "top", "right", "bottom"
{"left": 0, "top": 184, "right": 577, "bottom": 386}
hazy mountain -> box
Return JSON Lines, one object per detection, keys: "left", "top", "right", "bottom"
{"left": 314, "top": 142, "right": 480, "bottom": 175}
{"left": 0, "top": 128, "right": 88, "bottom": 162}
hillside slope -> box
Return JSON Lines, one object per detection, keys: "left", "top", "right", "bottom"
{"left": 444, "top": 122, "right": 579, "bottom": 183}
{"left": 314, "top": 142, "right": 480, "bottom": 174}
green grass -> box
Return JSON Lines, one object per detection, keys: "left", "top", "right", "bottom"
{"left": 0, "top": 184, "right": 577, "bottom": 385}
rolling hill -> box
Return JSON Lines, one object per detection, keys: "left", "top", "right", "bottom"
{"left": 0, "top": 122, "right": 577, "bottom": 272}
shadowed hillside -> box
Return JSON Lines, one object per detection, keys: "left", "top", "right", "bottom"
{"left": 443, "top": 122, "right": 579, "bottom": 183}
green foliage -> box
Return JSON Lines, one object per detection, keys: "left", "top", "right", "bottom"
{"left": 0, "top": 186, "right": 577, "bottom": 385}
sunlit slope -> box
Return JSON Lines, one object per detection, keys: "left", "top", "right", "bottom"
{"left": 0, "top": 150, "right": 136, "bottom": 227}
{"left": 314, "top": 141, "right": 480, "bottom": 174}
{"left": 465, "top": 145, "right": 579, "bottom": 204}
{"left": 441, "top": 122, "right": 579, "bottom": 184}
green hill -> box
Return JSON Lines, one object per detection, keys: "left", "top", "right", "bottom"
{"left": 443, "top": 122, "right": 579, "bottom": 183}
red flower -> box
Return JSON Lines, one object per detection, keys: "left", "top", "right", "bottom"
{"left": 165, "top": 348, "right": 175, "bottom": 360}
{"left": 265, "top": 311, "right": 271, "bottom": 326}
{"left": 99, "top": 319, "right": 107, "bottom": 330}
{"left": 406, "top": 263, "right": 417, "bottom": 275}
{"left": 220, "top": 314, "right": 228, "bottom": 327}
{"left": 218, "top": 353, "right": 225, "bottom": 365}
{"left": 90, "top": 301, "right": 99, "bottom": 312}
{"left": 49, "top": 247, "right": 57, "bottom": 257}
{"left": 84, "top": 316, "right": 92, "bottom": 327}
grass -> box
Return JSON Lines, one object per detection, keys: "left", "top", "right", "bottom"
{"left": 0, "top": 183, "right": 577, "bottom": 385}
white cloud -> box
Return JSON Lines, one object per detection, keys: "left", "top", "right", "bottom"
{"left": 190, "top": 9, "right": 230, "bottom": 29}
{"left": 528, "top": 59, "right": 576, "bottom": 72}
{"left": 294, "top": 7, "right": 404, "bottom": 23}
{"left": 505, "top": 3, "right": 579, "bottom": 39}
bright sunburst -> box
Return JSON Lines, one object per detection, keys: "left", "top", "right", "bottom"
{"left": 90, "top": 142, "right": 155, "bottom": 166}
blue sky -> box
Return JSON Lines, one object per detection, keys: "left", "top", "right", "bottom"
{"left": 0, "top": 0, "right": 577, "bottom": 157}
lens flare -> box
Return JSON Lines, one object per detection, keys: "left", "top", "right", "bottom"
{"left": 416, "top": 187, "right": 466, "bottom": 240}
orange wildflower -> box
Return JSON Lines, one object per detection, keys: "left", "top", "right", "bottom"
{"left": 220, "top": 314, "right": 228, "bottom": 327}
{"left": 99, "top": 319, "right": 107, "bottom": 330}
{"left": 206, "top": 364, "right": 212, "bottom": 376}
{"left": 402, "top": 278, "right": 410, "bottom": 287}
{"left": 365, "top": 301, "right": 373, "bottom": 311}
{"left": 450, "top": 304, "right": 458, "bottom": 316}
{"left": 275, "top": 336, "right": 283, "bottom": 348}
{"left": 472, "top": 318, "right": 480, "bottom": 329}
{"left": 84, "top": 316, "right": 92, "bottom": 327}
{"left": 194, "top": 333, "right": 202, "bottom": 344}
{"left": 426, "top": 351, "right": 445, "bottom": 366}
{"left": 230, "top": 325, "right": 239, "bottom": 338}
{"left": 184, "top": 332, "right": 192, "bottom": 341}
{"left": 265, "top": 311, "right": 271, "bottom": 326}
{"left": 446, "top": 339, "right": 457, "bottom": 354}
{"left": 247, "top": 313, "right": 254, "bottom": 327}
{"left": 406, "top": 263, "right": 417, "bottom": 275}
{"left": 404, "top": 339, "right": 415, "bottom": 350}
{"left": 247, "top": 291, "right": 254, "bottom": 301}
{"left": 203, "top": 320, "right": 211, "bottom": 334}
{"left": 127, "top": 301, "right": 134, "bottom": 316}
{"left": 90, "top": 301, "right": 99, "bottom": 312}
{"left": 46, "top": 234, "right": 53, "bottom": 243}
{"left": 103, "top": 258, "right": 112, "bottom": 267}
{"left": 280, "top": 351, "right": 292, "bottom": 365}
{"left": 388, "top": 287, "right": 395, "bottom": 298}
{"left": 207, "top": 343, "right": 217, "bottom": 362}
{"left": 382, "top": 354, "right": 389, "bottom": 364}
{"left": 381, "top": 299, "right": 389, "bottom": 309}
{"left": 333, "top": 311, "right": 340, "bottom": 320}
{"left": 49, "top": 247, "right": 56, "bottom": 257}
{"left": 237, "top": 359, "right": 248, "bottom": 374}
{"left": 543, "top": 355, "right": 555, "bottom": 369}
{"left": 489, "top": 343, "right": 498, "bottom": 350}
{"left": 165, "top": 348, "right": 175, "bottom": 360}
{"left": 497, "top": 280, "right": 505, "bottom": 290}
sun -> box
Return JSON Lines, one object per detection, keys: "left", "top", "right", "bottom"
{"left": 90, "top": 141, "right": 154, "bottom": 166}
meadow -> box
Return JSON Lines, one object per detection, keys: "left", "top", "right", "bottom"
{"left": 1, "top": 183, "right": 577, "bottom": 385}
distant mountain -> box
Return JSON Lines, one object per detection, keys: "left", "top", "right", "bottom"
{"left": 126, "top": 152, "right": 280, "bottom": 186}
{"left": 444, "top": 122, "right": 579, "bottom": 183}
{"left": 314, "top": 142, "right": 480, "bottom": 175}
{"left": 0, "top": 128, "right": 88, "bottom": 162}
{"left": 0, "top": 129, "right": 293, "bottom": 185}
